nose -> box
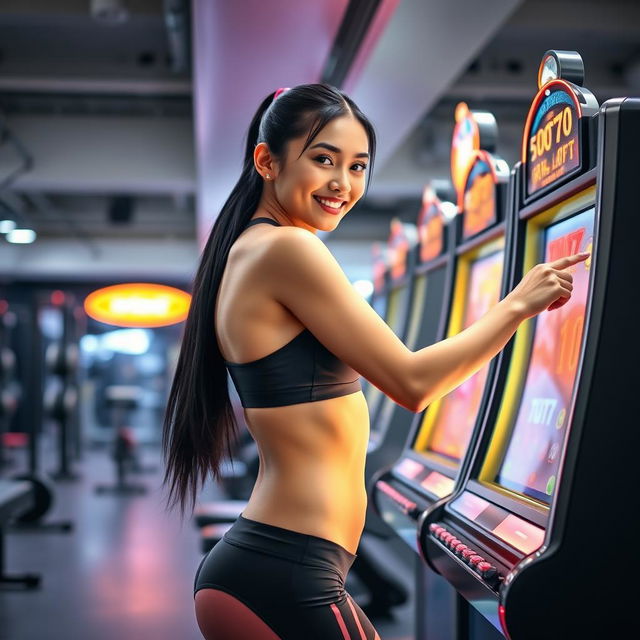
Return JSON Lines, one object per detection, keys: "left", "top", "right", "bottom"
{"left": 329, "top": 171, "right": 351, "bottom": 195}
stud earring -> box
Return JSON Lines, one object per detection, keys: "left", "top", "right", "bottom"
{"left": 266, "top": 174, "right": 271, "bottom": 180}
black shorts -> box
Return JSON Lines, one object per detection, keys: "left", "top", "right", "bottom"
{"left": 194, "top": 513, "right": 380, "bottom": 639}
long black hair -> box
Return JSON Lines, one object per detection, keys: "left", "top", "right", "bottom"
{"left": 161, "top": 84, "right": 377, "bottom": 519}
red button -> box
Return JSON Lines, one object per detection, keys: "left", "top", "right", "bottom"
{"left": 455, "top": 543, "right": 468, "bottom": 555}
{"left": 469, "top": 555, "right": 484, "bottom": 566}
{"left": 478, "top": 563, "right": 498, "bottom": 581}
{"left": 441, "top": 533, "right": 453, "bottom": 543}
{"left": 462, "top": 548, "right": 477, "bottom": 560}
{"left": 448, "top": 537, "right": 461, "bottom": 548}
{"left": 429, "top": 524, "right": 438, "bottom": 533}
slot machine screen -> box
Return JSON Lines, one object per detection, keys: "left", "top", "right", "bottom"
{"left": 495, "top": 207, "right": 594, "bottom": 503}
{"left": 419, "top": 247, "right": 504, "bottom": 462}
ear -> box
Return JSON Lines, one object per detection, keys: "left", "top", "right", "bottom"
{"left": 254, "top": 142, "right": 279, "bottom": 180}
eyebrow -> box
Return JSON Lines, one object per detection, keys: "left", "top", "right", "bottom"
{"left": 308, "top": 142, "right": 370, "bottom": 159}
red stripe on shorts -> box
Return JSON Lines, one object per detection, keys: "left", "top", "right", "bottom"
{"left": 330, "top": 602, "right": 351, "bottom": 639}
{"left": 347, "top": 596, "right": 367, "bottom": 640}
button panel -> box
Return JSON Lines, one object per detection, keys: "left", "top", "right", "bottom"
{"left": 449, "top": 491, "right": 545, "bottom": 555}
{"left": 429, "top": 523, "right": 502, "bottom": 588}
{"left": 377, "top": 480, "right": 419, "bottom": 518}
{"left": 393, "top": 459, "right": 455, "bottom": 499}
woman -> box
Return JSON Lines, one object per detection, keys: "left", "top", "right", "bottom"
{"left": 162, "top": 84, "right": 586, "bottom": 640}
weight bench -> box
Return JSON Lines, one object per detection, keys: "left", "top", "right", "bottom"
{"left": 0, "top": 479, "right": 41, "bottom": 589}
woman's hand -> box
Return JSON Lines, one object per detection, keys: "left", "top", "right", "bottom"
{"left": 505, "top": 252, "right": 590, "bottom": 319}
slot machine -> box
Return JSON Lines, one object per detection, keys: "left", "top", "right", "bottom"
{"left": 368, "top": 241, "right": 389, "bottom": 319}
{"left": 360, "top": 242, "right": 389, "bottom": 413}
{"left": 366, "top": 187, "right": 453, "bottom": 486}
{"left": 372, "top": 103, "right": 511, "bottom": 556}
{"left": 364, "top": 221, "right": 418, "bottom": 427}
{"left": 421, "top": 50, "right": 640, "bottom": 639}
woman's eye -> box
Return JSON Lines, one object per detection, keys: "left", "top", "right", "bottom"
{"left": 314, "top": 155, "right": 333, "bottom": 165}
{"left": 352, "top": 162, "right": 368, "bottom": 172}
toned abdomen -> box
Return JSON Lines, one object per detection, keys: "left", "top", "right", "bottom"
{"left": 241, "top": 391, "right": 370, "bottom": 554}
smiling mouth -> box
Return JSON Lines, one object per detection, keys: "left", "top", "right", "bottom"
{"left": 313, "top": 196, "right": 346, "bottom": 212}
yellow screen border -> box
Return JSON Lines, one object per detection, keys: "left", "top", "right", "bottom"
{"left": 477, "top": 185, "right": 596, "bottom": 507}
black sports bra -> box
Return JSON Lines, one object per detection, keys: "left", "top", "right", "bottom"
{"left": 224, "top": 217, "right": 362, "bottom": 408}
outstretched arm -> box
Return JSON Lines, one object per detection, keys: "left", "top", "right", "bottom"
{"left": 406, "top": 252, "right": 585, "bottom": 410}
{"left": 265, "top": 227, "right": 587, "bottom": 413}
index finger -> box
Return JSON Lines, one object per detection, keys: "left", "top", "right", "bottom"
{"left": 549, "top": 252, "right": 590, "bottom": 270}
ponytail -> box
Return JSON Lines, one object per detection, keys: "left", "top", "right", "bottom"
{"left": 161, "top": 85, "right": 376, "bottom": 519}
{"left": 161, "top": 92, "right": 275, "bottom": 519}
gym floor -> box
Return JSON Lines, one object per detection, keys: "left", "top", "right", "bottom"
{"left": 1, "top": 439, "right": 416, "bottom": 640}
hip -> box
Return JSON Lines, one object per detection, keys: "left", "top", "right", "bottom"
{"left": 193, "top": 514, "right": 380, "bottom": 639}
{"left": 194, "top": 513, "right": 357, "bottom": 601}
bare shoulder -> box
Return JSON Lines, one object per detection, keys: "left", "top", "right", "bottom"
{"left": 230, "top": 223, "right": 312, "bottom": 267}
{"left": 257, "top": 224, "right": 417, "bottom": 411}
{"left": 264, "top": 224, "right": 325, "bottom": 250}
{"left": 228, "top": 224, "right": 336, "bottom": 305}
{"left": 261, "top": 225, "right": 343, "bottom": 281}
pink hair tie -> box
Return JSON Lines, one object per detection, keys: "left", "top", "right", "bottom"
{"left": 274, "top": 87, "right": 290, "bottom": 100}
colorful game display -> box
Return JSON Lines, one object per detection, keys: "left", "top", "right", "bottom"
{"left": 496, "top": 208, "right": 593, "bottom": 502}
{"left": 424, "top": 247, "right": 504, "bottom": 462}
{"left": 526, "top": 81, "right": 581, "bottom": 197}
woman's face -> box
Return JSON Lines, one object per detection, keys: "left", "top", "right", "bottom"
{"left": 271, "top": 114, "right": 370, "bottom": 232}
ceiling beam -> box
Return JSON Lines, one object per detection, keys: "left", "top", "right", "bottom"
{"left": 0, "top": 77, "right": 192, "bottom": 95}
{"left": 346, "top": 0, "right": 524, "bottom": 169}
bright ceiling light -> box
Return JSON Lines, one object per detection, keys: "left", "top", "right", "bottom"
{"left": 84, "top": 283, "right": 191, "bottom": 328}
{"left": 101, "top": 329, "right": 151, "bottom": 355}
{"left": 6, "top": 228, "right": 36, "bottom": 244}
{"left": 0, "top": 220, "right": 16, "bottom": 234}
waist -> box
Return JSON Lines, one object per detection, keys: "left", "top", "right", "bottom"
{"left": 240, "top": 390, "right": 370, "bottom": 553}
{"left": 223, "top": 513, "right": 357, "bottom": 580}
{"left": 244, "top": 479, "right": 368, "bottom": 555}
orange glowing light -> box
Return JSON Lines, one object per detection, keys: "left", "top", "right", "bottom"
{"left": 388, "top": 218, "right": 409, "bottom": 280}
{"left": 451, "top": 102, "right": 480, "bottom": 205}
{"left": 418, "top": 186, "right": 445, "bottom": 263}
{"left": 84, "top": 283, "right": 191, "bottom": 328}
{"left": 460, "top": 150, "right": 498, "bottom": 237}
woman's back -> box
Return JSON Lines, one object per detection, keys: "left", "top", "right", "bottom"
{"left": 215, "top": 218, "right": 370, "bottom": 554}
